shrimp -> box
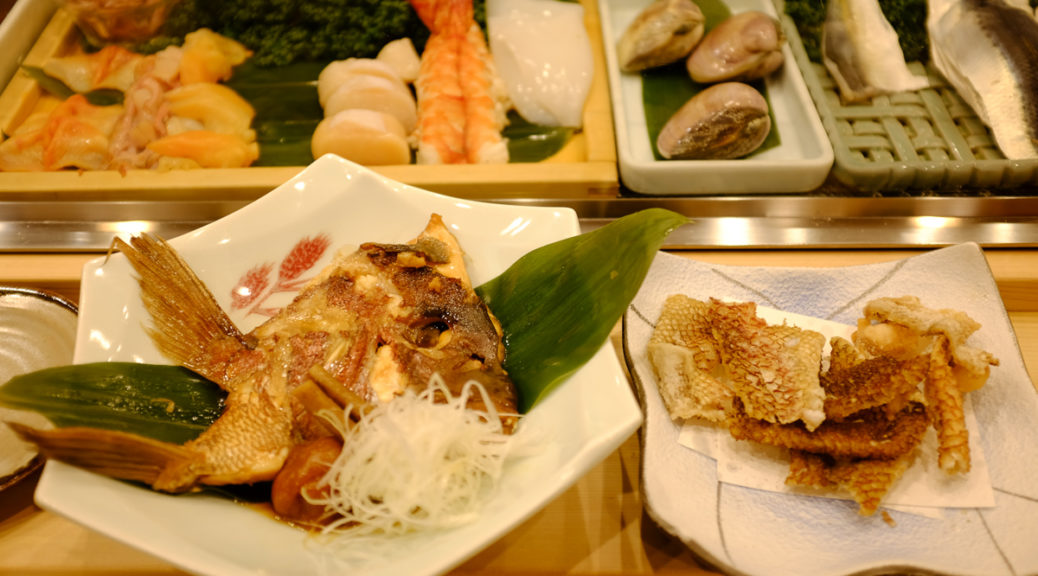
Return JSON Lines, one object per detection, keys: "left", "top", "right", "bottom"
{"left": 409, "top": 0, "right": 510, "bottom": 164}
{"left": 414, "top": 32, "right": 468, "bottom": 164}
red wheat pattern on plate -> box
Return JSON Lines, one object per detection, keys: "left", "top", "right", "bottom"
{"left": 229, "top": 234, "right": 332, "bottom": 317}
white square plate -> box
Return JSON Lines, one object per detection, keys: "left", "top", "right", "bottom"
{"left": 35, "top": 154, "right": 643, "bottom": 576}
{"left": 623, "top": 246, "right": 1038, "bottom": 576}
{"left": 599, "top": 0, "right": 833, "bottom": 195}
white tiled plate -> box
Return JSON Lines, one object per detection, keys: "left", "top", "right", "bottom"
{"left": 35, "top": 154, "right": 643, "bottom": 576}
{"left": 622, "top": 246, "right": 1038, "bottom": 576}
{"left": 599, "top": 0, "right": 833, "bottom": 194}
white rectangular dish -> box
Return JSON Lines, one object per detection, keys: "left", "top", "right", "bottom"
{"left": 599, "top": 0, "right": 834, "bottom": 195}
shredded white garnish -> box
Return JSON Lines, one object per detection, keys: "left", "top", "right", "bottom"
{"left": 308, "top": 375, "right": 519, "bottom": 538}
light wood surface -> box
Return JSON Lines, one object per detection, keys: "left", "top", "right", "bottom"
{"left": 0, "top": 248, "right": 1035, "bottom": 575}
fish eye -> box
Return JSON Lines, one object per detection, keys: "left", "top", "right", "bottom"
{"left": 412, "top": 319, "right": 451, "bottom": 348}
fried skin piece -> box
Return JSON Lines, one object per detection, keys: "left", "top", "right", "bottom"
{"left": 648, "top": 295, "right": 730, "bottom": 422}
{"left": 855, "top": 295, "right": 999, "bottom": 392}
{"left": 728, "top": 400, "right": 929, "bottom": 460}
{"left": 926, "top": 336, "right": 972, "bottom": 474}
{"left": 710, "top": 300, "right": 827, "bottom": 431}
{"left": 822, "top": 337, "right": 929, "bottom": 421}
{"left": 787, "top": 450, "right": 915, "bottom": 517}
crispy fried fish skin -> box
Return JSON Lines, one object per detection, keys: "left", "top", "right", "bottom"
{"left": 728, "top": 400, "right": 928, "bottom": 459}
{"left": 710, "top": 299, "right": 827, "bottom": 431}
{"left": 856, "top": 295, "right": 999, "bottom": 392}
{"left": 927, "top": 335, "right": 971, "bottom": 474}
{"left": 822, "top": 337, "right": 929, "bottom": 421}
{"left": 648, "top": 294, "right": 729, "bottom": 422}
{"left": 787, "top": 450, "right": 914, "bottom": 516}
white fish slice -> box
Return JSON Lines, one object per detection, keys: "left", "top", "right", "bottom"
{"left": 486, "top": 0, "right": 593, "bottom": 127}
{"left": 928, "top": 0, "right": 1038, "bottom": 159}
{"left": 822, "top": 0, "right": 929, "bottom": 103}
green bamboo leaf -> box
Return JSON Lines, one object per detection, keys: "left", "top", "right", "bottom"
{"left": 0, "top": 362, "right": 225, "bottom": 444}
{"left": 20, "top": 66, "right": 124, "bottom": 107}
{"left": 504, "top": 111, "right": 574, "bottom": 163}
{"left": 476, "top": 208, "right": 689, "bottom": 411}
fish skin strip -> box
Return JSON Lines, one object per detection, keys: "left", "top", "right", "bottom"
{"left": 928, "top": 0, "right": 1038, "bottom": 159}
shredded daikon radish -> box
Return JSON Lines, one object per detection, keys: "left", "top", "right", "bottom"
{"left": 309, "top": 375, "right": 519, "bottom": 538}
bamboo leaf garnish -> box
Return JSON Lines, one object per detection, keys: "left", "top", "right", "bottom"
{"left": 477, "top": 208, "right": 689, "bottom": 411}
{"left": 21, "top": 66, "right": 124, "bottom": 107}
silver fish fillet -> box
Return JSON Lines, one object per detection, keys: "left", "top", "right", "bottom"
{"left": 928, "top": 0, "right": 1038, "bottom": 159}
{"left": 822, "top": 0, "right": 929, "bottom": 103}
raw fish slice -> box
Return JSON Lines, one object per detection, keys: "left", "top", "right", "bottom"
{"left": 178, "top": 28, "right": 252, "bottom": 85}
{"left": 822, "top": 0, "right": 929, "bottom": 103}
{"left": 0, "top": 94, "right": 122, "bottom": 171}
{"left": 310, "top": 109, "right": 412, "bottom": 165}
{"left": 927, "top": 0, "right": 1038, "bottom": 159}
{"left": 487, "top": 0, "right": 593, "bottom": 127}
{"left": 42, "top": 45, "right": 143, "bottom": 93}
{"left": 317, "top": 58, "right": 409, "bottom": 107}
{"left": 147, "top": 131, "right": 260, "bottom": 168}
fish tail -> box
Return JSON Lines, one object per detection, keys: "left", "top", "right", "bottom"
{"left": 8, "top": 422, "right": 197, "bottom": 489}
{"left": 409, "top": 0, "right": 472, "bottom": 35}
{"left": 114, "top": 233, "right": 249, "bottom": 386}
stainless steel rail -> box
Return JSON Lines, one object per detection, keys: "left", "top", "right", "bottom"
{"left": 2, "top": 195, "right": 1038, "bottom": 251}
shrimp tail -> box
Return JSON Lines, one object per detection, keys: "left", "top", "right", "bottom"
{"left": 7, "top": 422, "right": 197, "bottom": 489}
{"left": 408, "top": 0, "right": 472, "bottom": 35}
{"left": 113, "top": 233, "right": 249, "bottom": 389}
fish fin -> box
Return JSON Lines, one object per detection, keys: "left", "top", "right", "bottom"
{"left": 7, "top": 422, "right": 197, "bottom": 490}
{"left": 114, "top": 234, "right": 249, "bottom": 388}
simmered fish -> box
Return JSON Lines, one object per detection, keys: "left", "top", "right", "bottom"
{"left": 14, "top": 215, "right": 517, "bottom": 492}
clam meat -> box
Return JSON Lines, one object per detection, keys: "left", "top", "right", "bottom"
{"left": 686, "top": 10, "right": 785, "bottom": 84}
{"left": 617, "top": 0, "right": 705, "bottom": 72}
{"left": 656, "top": 81, "right": 771, "bottom": 160}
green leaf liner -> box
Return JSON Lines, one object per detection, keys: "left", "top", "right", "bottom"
{"left": 0, "top": 362, "right": 225, "bottom": 444}
{"left": 21, "top": 66, "right": 124, "bottom": 107}
{"left": 476, "top": 208, "right": 689, "bottom": 412}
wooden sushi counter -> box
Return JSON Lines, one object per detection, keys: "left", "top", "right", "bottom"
{"left": 1, "top": 213, "right": 1037, "bottom": 575}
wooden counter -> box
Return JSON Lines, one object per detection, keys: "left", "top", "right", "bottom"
{"left": 0, "top": 248, "right": 1035, "bottom": 576}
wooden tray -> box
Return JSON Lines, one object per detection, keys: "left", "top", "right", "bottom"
{"left": 0, "top": 1, "right": 618, "bottom": 201}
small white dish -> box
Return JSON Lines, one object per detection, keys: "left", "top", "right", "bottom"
{"left": 35, "top": 154, "right": 643, "bottom": 576}
{"left": 599, "top": 0, "right": 833, "bottom": 195}
{"left": 0, "top": 287, "right": 78, "bottom": 490}
{"left": 623, "top": 245, "right": 1038, "bottom": 576}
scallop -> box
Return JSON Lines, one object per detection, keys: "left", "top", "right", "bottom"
{"left": 686, "top": 10, "right": 785, "bottom": 84}
{"left": 617, "top": 0, "right": 705, "bottom": 72}
{"left": 656, "top": 81, "right": 771, "bottom": 160}
{"left": 377, "top": 38, "right": 422, "bottom": 84}
{"left": 317, "top": 58, "right": 410, "bottom": 108}
{"left": 310, "top": 109, "right": 411, "bottom": 166}
{"left": 323, "top": 74, "right": 418, "bottom": 134}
